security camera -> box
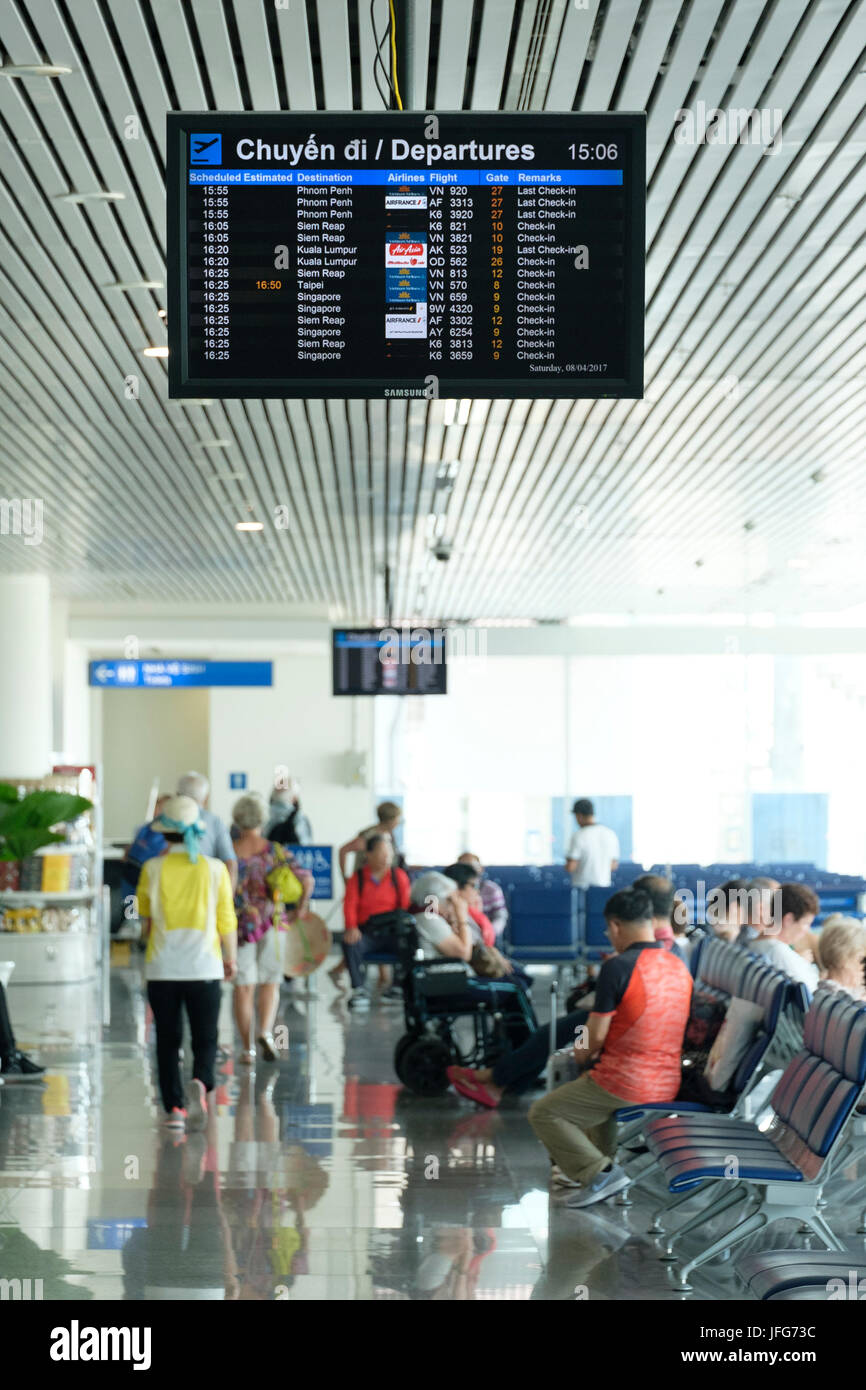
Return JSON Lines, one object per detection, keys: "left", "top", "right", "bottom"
{"left": 433, "top": 542, "right": 453, "bottom": 562}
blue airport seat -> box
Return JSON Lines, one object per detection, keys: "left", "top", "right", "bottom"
{"left": 363, "top": 950, "right": 400, "bottom": 966}
{"left": 505, "top": 882, "right": 579, "bottom": 963}
{"left": 737, "top": 1248, "right": 866, "bottom": 1300}
{"left": 641, "top": 990, "right": 866, "bottom": 1288}
{"left": 580, "top": 885, "right": 611, "bottom": 965}
{"left": 617, "top": 943, "right": 792, "bottom": 1133}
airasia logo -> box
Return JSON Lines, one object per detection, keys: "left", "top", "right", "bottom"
{"left": 389, "top": 242, "right": 423, "bottom": 257}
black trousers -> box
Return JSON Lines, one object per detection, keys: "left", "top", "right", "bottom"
{"left": 147, "top": 980, "right": 222, "bottom": 1113}
{"left": 341, "top": 927, "right": 404, "bottom": 990}
{"left": 0, "top": 982, "right": 16, "bottom": 1061}
{"left": 491, "top": 1008, "right": 588, "bottom": 1090}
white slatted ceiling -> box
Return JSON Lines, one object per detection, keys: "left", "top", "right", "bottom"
{"left": 0, "top": 0, "right": 864, "bottom": 621}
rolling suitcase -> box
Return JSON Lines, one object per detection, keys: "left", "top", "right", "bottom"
{"left": 545, "top": 979, "right": 581, "bottom": 1090}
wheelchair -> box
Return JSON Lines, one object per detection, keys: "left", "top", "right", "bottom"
{"left": 392, "top": 930, "right": 539, "bottom": 1096}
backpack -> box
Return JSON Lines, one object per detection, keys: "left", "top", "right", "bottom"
{"left": 356, "top": 867, "right": 415, "bottom": 950}
{"left": 357, "top": 866, "right": 399, "bottom": 898}
{"left": 270, "top": 807, "right": 301, "bottom": 845}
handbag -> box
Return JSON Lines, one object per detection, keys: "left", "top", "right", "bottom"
{"left": 470, "top": 943, "right": 510, "bottom": 979}
{"left": 266, "top": 843, "right": 304, "bottom": 908}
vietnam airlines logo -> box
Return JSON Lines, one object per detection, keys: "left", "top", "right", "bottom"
{"left": 191, "top": 134, "right": 222, "bottom": 165}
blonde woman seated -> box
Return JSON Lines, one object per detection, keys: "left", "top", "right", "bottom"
{"left": 814, "top": 916, "right": 866, "bottom": 1001}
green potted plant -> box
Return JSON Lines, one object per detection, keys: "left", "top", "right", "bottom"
{"left": 0, "top": 784, "right": 93, "bottom": 889}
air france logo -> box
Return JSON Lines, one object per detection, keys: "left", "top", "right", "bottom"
{"left": 191, "top": 134, "right": 221, "bottom": 165}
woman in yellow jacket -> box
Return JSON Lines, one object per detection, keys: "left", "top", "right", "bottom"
{"left": 138, "top": 795, "right": 238, "bottom": 1131}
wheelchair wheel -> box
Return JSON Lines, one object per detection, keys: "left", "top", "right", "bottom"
{"left": 393, "top": 1033, "right": 416, "bottom": 1080}
{"left": 397, "top": 1036, "right": 452, "bottom": 1096}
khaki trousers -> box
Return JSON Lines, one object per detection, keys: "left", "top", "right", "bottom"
{"left": 529, "top": 1072, "right": 627, "bottom": 1185}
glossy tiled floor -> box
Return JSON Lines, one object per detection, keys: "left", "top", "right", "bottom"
{"left": 2, "top": 954, "right": 866, "bottom": 1301}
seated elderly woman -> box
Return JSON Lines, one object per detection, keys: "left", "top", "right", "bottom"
{"left": 408, "top": 871, "right": 475, "bottom": 961}
{"left": 814, "top": 915, "right": 866, "bottom": 1000}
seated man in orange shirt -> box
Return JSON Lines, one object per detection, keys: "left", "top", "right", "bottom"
{"left": 342, "top": 835, "right": 411, "bottom": 1011}
{"left": 529, "top": 887, "right": 692, "bottom": 1208}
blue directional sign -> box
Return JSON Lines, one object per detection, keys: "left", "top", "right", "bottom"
{"left": 89, "top": 660, "right": 273, "bottom": 688}
{"left": 229, "top": 772, "right": 247, "bottom": 790}
{"left": 289, "top": 846, "right": 333, "bottom": 899}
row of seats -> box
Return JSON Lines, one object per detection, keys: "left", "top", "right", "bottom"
{"left": 611, "top": 939, "right": 866, "bottom": 1297}
{"left": 496, "top": 863, "right": 866, "bottom": 967}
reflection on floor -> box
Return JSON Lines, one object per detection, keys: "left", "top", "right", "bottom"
{"left": 2, "top": 958, "right": 865, "bottom": 1300}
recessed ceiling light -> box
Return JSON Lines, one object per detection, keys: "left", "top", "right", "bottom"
{"left": 157, "top": 309, "right": 167, "bottom": 319}
{"left": 207, "top": 471, "right": 247, "bottom": 485}
{"left": 59, "top": 191, "right": 125, "bottom": 203}
{"left": 195, "top": 438, "right": 232, "bottom": 449}
{"left": 235, "top": 521, "right": 264, "bottom": 532}
{"left": 442, "top": 399, "right": 472, "bottom": 427}
{"left": 142, "top": 346, "right": 168, "bottom": 357}
{"left": 435, "top": 460, "right": 460, "bottom": 487}
{"left": 0, "top": 64, "right": 72, "bottom": 78}
{"left": 109, "top": 280, "right": 164, "bottom": 291}
{"left": 171, "top": 398, "right": 213, "bottom": 406}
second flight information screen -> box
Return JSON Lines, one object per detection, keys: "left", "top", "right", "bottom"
{"left": 167, "top": 112, "right": 645, "bottom": 400}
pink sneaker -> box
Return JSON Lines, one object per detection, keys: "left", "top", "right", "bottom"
{"left": 447, "top": 1069, "right": 501, "bottom": 1109}
{"left": 163, "top": 1107, "right": 187, "bottom": 1129}
{"left": 185, "top": 1078, "right": 208, "bottom": 1131}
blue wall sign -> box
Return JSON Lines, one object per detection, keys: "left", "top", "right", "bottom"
{"left": 89, "top": 660, "right": 273, "bottom": 688}
{"left": 290, "top": 846, "right": 333, "bottom": 899}
{"left": 229, "top": 772, "right": 247, "bottom": 790}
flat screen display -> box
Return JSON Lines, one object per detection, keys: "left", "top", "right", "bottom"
{"left": 332, "top": 629, "right": 447, "bottom": 696}
{"left": 167, "top": 112, "right": 645, "bottom": 400}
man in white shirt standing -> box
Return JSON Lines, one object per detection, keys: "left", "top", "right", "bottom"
{"left": 565, "top": 799, "right": 620, "bottom": 889}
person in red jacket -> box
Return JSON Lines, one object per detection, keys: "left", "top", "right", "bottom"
{"left": 342, "top": 835, "right": 411, "bottom": 1011}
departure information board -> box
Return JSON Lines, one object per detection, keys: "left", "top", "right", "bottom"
{"left": 167, "top": 112, "right": 645, "bottom": 400}
{"left": 332, "top": 629, "right": 447, "bottom": 696}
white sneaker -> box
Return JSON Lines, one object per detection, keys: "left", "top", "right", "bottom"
{"left": 114, "top": 920, "right": 142, "bottom": 941}
{"left": 185, "top": 1078, "right": 208, "bottom": 1131}
{"left": 348, "top": 989, "right": 371, "bottom": 1011}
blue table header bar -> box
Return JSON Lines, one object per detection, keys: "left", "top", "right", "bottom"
{"left": 189, "top": 168, "right": 623, "bottom": 187}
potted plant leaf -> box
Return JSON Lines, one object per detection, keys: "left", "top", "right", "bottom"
{"left": 0, "top": 783, "right": 93, "bottom": 890}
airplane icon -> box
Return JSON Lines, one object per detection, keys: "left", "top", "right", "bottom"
{"left": 191, "top": 134, "right": 221, "bottom": 165}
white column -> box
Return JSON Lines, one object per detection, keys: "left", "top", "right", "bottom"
{"left": 51, "top": 596, "right": 69, "bottom": 754}
{"left": 0, "top": 574, "right": 53, "bottom": 777}
{"left": 63, "top": 641, "right": 92, "bottom": 762}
